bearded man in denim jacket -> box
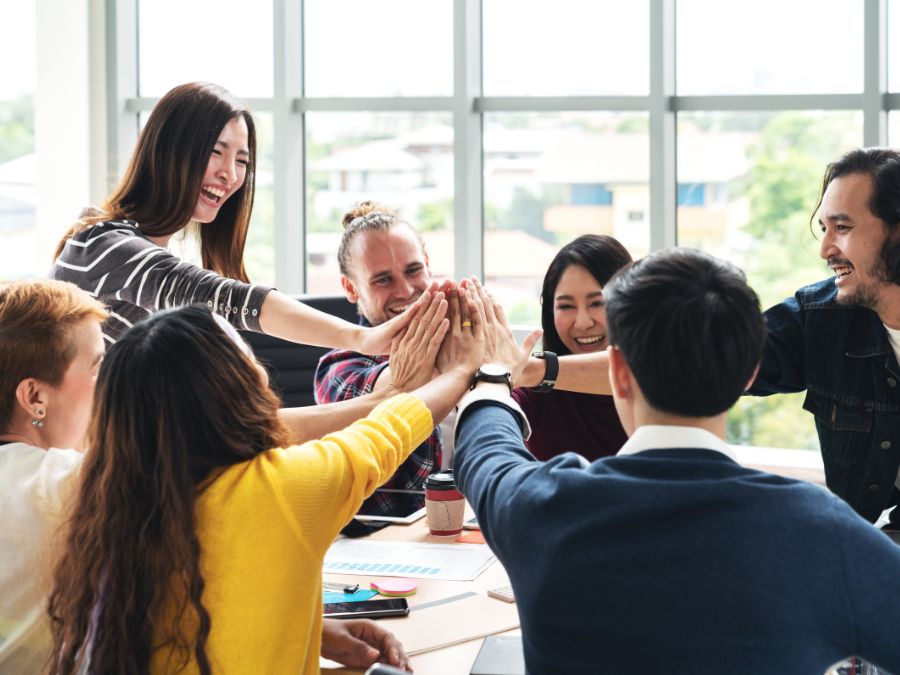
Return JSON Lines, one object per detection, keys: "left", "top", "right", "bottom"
{"left": 514, "top": 147, "right": 900, "bottom": 525}
{"left": 748, "top": 148, "right": 900, "bottom": 524}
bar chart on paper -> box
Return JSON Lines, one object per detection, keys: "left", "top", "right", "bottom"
{"left": 324, "top": 540, "right": 496, "bottom": 581}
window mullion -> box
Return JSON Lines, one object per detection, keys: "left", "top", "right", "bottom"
{"left": 273, "top": 0, "right": 304, "bottom": 293}
{"left": 453, "top": 0, "right": 484, "bottom": 280}
{"left": 648, "top": 0, "right": 676, "bottom": 251}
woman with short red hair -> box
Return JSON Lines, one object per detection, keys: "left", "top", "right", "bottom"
{"left": 0, "top": 279, "right": 107, "bottom": 673}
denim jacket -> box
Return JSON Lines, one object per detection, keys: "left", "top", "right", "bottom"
{"left": 748, "top": 278, "right": 900, "bottom": 523}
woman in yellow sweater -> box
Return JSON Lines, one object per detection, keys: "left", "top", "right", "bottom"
{"left": 47, "top": 289, "right": 484, "bottom": 674}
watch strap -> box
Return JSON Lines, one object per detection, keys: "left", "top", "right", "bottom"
{"left": 471, "top": 366, "right": 513, "bottom": 395}
{"left": 531, "top": 351, "right": 558, "bottom": 393}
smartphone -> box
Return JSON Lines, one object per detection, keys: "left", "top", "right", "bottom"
{"left": 463, "top": 516, "right": 480, "bottom": 530}
{"left": 323, "top": 598, "right": 410, "bottom": 620}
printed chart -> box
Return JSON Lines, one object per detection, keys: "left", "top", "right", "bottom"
{"left": 324, "top": 539, "right": 495, "bottom": 581}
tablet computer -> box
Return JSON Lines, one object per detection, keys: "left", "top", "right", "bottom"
{"left": 354, "top": 489, "right": 427, "bottom": 525}
{"left": 470, "top": 635, "right": 525, "bottom": 675}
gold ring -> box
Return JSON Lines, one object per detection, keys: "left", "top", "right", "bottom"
{"left": 462, "top": 320, "right": 472, "bottom": 328}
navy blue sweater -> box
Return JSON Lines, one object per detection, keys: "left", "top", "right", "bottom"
{"left": 454, "top": 402, "right": 900, "bottom": 675}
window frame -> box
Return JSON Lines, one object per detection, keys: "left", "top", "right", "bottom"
{"left": 109, "top": 0, "right": 892, "bottom": 293}
{"left": 99, "top": 0, "right": 898, "bottom": 459}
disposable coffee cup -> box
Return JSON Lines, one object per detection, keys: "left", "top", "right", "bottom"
{"left": 425, "top": 470, "right": 465, "bottom": 536}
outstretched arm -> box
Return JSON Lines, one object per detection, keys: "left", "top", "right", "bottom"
{"left": 518, "top": 351, "right": 612, "bottom": 395}
{"left": 279, "top": 290, "right": 449, "bottom": 444}
{"left": 259, "top": 288, "right": 419, "bottom": 355}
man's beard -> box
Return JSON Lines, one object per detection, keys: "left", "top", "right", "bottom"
{"left": 831, "top": 250, "right": 891, "bottom": 311}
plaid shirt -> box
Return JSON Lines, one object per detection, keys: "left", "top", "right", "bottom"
{"left": 314, "top": 348, "right": 442, "bottom": 517}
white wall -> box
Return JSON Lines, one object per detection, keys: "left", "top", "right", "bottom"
{"left": 34, "top": 0, "right": 106, "bottom": 251}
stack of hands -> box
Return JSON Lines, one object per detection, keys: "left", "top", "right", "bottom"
{"left": 323, "top": 279, "right": 540, "bottom": 673}
{"left": 388, "top": 278, "right": 542, "bottom": 394}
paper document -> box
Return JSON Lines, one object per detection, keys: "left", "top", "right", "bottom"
{"left": 324, "top": 539, "right": 495, "bottom": 581}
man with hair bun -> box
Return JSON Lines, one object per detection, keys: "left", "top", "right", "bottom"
{"left": 315, "top": 201, "right": 446, "bottom": 518}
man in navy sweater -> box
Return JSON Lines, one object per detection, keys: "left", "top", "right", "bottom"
{"left": 453, "top": 248, "right": 900, "bottom": 675}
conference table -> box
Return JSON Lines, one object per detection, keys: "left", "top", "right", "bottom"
{"left": 321, "top": 511, "right": 520, "bottom": 674}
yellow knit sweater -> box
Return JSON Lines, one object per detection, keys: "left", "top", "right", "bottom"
{"left": 150, "top": 394, "right": 432, "bottom": 674}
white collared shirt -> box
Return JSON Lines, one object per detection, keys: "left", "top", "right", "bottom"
{"left": 615, "top": 424, "right": 737, "bottom": 462}
{"left": 883, "top": 324, "right": 900, "bottom": 490}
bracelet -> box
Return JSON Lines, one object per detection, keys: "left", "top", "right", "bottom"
{"left": 530, "top": 351, "right": 558, "bottom": 393}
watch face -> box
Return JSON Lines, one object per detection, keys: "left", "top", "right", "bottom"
{"left": 480, "top": 363, "right": 509, "bottom": 377}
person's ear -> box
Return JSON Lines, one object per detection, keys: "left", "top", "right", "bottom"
{"left": 607, "top": 346, "right": 632, "bottom": 401}
{"left": 341, "top": 274, "right": 360, "bottom": 304}
{"left": 14, "top": 378, "right": 49, "bottom": 422}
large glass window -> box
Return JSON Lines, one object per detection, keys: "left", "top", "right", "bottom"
{"left": 0, "top": 0, "right": 36, "bottom": 280}
{"left": 304, "top": 0, "right": 453, "bottom": 97}
{"left": 138, "top": 0, "right": 273, "bottom": 97}
{"left": 483, "top": 112, "right": 650, "bottom": 325}
{"left": 106, "top": 0, "right": 900, "bottom": 459}
{"left": 890, "top": 0, "right": 900, "bottom": 94}
{"left": 677, "top": 110, "right": 862, "bottom": 307}
{"left": 677, "top": 0, "right": 863, "bottom": 95}
{"left": 483, "top": 0, "right": 649, "bottom": 96}
{"left": 306, "top": 112, "right": 454, "bottom": 294}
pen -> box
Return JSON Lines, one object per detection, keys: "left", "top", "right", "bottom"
{"left": 374, "top": 488, "right": 426, "bottom": 495}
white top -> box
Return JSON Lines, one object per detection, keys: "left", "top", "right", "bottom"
{"left": 886, "top": 325, "right": 900, "bottom": 489}
{"left": 616, "top": 424, "right": 737, "bottom": 461}
{"left": 885, "top": 323, "right": 900, "bottom": 361}
{"left": 884, "top": 324, "right": 900, "bottom": 490}
{"left": 0, "top": 441, "right": 82, "bottom": 673}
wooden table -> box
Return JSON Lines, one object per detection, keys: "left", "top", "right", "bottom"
{"left": 321, "top": 515, "right": 519, "bottom": 674}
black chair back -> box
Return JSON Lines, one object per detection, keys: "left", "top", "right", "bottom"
{"left": 240, "top": 295, "right": 358, "bottom": 408}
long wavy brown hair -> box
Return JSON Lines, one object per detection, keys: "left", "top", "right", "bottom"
{"left": 47, "top": 306, "right": 288, "bottom": 674}
{"left": 54, "top": 82, "right": 257, "bottom": 281}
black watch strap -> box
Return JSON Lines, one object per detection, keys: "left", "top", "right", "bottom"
{"left": 471, "top": 364, "right": 513, "bottom": 394}
{"left": 531, "top": 351, "right": 558, "bottom": 393}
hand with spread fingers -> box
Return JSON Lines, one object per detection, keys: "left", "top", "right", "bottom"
{"left": 388, "top": 289, "right": 449, "bottom": 392}
{"left": 462, "top": 276, "right": 541, "bottom": 384}
{"left": 437, "top": 282, "right": 487, "bottom": 374}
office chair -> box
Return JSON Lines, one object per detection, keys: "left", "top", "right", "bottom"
{"left": 240, "top": 294, "right": 358, "bottom": 408}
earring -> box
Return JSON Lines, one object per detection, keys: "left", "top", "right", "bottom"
{"left": 31, "top": 409, "right": 45, "bottom": 427}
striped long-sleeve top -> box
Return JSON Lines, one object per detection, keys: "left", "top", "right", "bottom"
{"left": 49, "top": 220, "right": 273, "bottom": 344}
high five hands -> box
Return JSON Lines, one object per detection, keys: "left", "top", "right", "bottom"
{"left": 458, "top": 277, "right": 542, "bottom": 383}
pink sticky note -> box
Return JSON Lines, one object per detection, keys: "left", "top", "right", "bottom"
{"left": 370, "top": 578, "right": 418, "bottom": 597}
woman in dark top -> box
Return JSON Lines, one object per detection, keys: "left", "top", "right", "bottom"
{"left": 512, "top": 235, "right": 632, "bottom": 461}
{"left": 50, "top": 81, "right": 408, "bottom": 353}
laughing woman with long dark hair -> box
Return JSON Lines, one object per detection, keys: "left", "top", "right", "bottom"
{"left": 50, "top": 82, "right": 408, "bottom": 354}
{"left": 46, "top": 294, "right": 484, "bottom": 674}
{"left": 511, "top": 234, "right": 632, "bottom": 461}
